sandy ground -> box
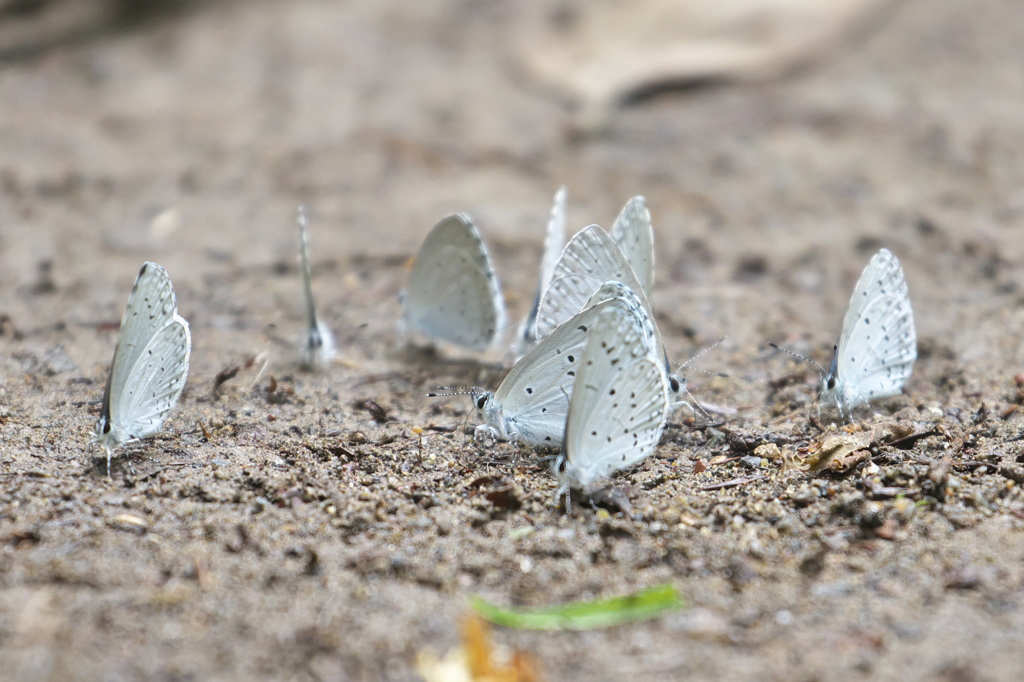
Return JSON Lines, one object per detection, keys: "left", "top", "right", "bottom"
{"left": 2, "top": 0, "right": 1024, "bottom": 680}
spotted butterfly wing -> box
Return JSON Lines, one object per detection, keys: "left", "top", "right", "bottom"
{"left": 558, "top": 304, "right": 669, "bottom": 493}
{"left": 536, "top": 224, "right": 650, "bottom": 338}
{"left": 821, "top": 248, "right": 916, "bottom": 417}
{"left": 403, "top": 213, "right": 505, "bottom": 352}
{"left": 111, "top": 319, "right": 191, "bottom": 440}
{"left": 537, "top": 224, "right": 678, "bottom": 387}
{"left": 609, "top": 196, "right": 654, "bottom": 301}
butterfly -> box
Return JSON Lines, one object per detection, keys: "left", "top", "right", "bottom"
{"left": 470, "top": 281, "right": 658, "bottom": 448}
{"left": 92, "top": 262, "right": 191, "bottom": 474}
{"left": 402, "top": 213, "right": 505, "bottom": 352}
{"left": 296, "top": 207, "right": 335, "bottom": 370}
{"left": 819, "top": 248, "right": 916, "bottom": 419}
{"left": 554, "top": 301, "right": 670, "bottom": 499}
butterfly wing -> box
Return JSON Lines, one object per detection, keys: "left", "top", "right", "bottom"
{"left": 107, "top": 262, "right": 179, "bottom": 405}
{"left": 579, "top": 279, "right": 661, "bottom": 363}
{"left": 836, "top": 249, "right": 916, "bottom": 404}
{"left": 562, "top": 305, "right": 669, "bottom": 491}
{"left": 609, "top": 196, "right": 654, "bottom": 301}
{"left": 115, "top": 314, "right": 191, "bottom": 440}
{"left": 298, "top": 208, "right": 335, "bottom": 368}
{"left": 520, "top": 187, "right": 568, "bottom": 345}
{"left": 403, "top": 213, "right": 505, "bottom": 352}
{"left": 536, "top": 225, "right": 650, "bottom": 339}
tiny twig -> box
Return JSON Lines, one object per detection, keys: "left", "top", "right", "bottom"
{"left": 699, "top": 474, "right": 766, "bottom": 491}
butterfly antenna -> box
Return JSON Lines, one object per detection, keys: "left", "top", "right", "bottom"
{"left": 676, "top": 337, "right": 727, "bottom": 371}
{"left": 426, "top": 386, "right": 487, "bottom": 398}
{"left": 690, "top": 367, "right": 729, "bottom": 379}
{"left": 767, "top": 342, "right": 827, "bottom": 376}
{"left": 672, "top": 338, "right": 729, "bottom": 385}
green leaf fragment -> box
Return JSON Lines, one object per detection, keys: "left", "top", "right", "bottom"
{"left": 470, "top": 584, "right": 683, "bottom": 631}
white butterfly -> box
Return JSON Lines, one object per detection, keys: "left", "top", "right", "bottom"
{"left": 535, "top": 224, "right": 682, "bottom": 394}
{"left": 473, "top": 281, "right": 656, "bottom": 448}
{"left": 609, "top": 195, "right": 654, "bottom": 301}
{"left": 92, "top": 262, "right": 191, "bottom": 473}
{"left": 554, "top": 302, "right": 670, "bottom": 497}
{"left": 402, "top": 213, "right": 505, "bottom": 352}
{"left": 820, "top": 248, "right": 916, "bottom": 419}
{"left": 297, "top": 207, "right": 335, "bottom": 370}
{"left": 517, "top": 186, "right": 567, "bottom": 351}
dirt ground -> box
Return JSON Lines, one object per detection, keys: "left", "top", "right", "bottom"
{"left": 2, "top": 0, "right": 1024, "bottom": 680}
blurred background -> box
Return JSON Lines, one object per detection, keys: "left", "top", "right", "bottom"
{"left": 1, "top": 0, "right": 1022, "bottom": 372}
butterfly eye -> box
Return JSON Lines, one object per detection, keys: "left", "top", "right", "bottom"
{"left": 670, "top": 376, "right": 681, "bottom": 393}
{"left": 476, "top": 395, "right": 487, "bottom": 409}
{"left": 556, "top": 457, "right": 568, "bottom": 473}
{"left": 827, "top": 376, "right": 837, "bottom": 390}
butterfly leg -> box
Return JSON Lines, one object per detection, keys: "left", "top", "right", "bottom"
{"left": 555, "top": 483, "right": 572, "bottom": 515}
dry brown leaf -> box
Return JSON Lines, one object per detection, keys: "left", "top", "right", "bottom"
{"left": 827, "top": 447, "right": 871, "bottom": 473}
{"left": 803, "top": 430, "right": 873, "bottom": 472}
{"left": 800, "top": 422, "right": 908, "bottom": 472}
{"left": 416, "top": 615, "right": 542, "bottom": 682}
{"left": 512, "top": 0, "right": 894, "bottom": 127}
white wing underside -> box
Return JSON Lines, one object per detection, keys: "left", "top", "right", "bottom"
{"left": 113, "top": 315, "right": 191, "bottom": 440}
{"left": 537, "top": 224, "right": 667, "bottom": 374}
{"left": 537, "top": 225, "right": 654, "bottom": 337}
{"left": 108, "top": 263, "right": 179, "bottom": 407}
{"left": 609, "top": 196, "right": 655, "bottom": 301}
{"left": 404, "top": 214, "right": 505, "bottom": 352}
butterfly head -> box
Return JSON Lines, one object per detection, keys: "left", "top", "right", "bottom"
{"left": 90, "top": 415, "right": 125, "bottom": 450}
{"left": 300, "top": 321, "right": 336, "bottom": 370}
{"left": 821, "top": 343, "right": 840, "bottom": 391}
{"left": 552, "top": 453, "right": 579, "bottom": 502}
